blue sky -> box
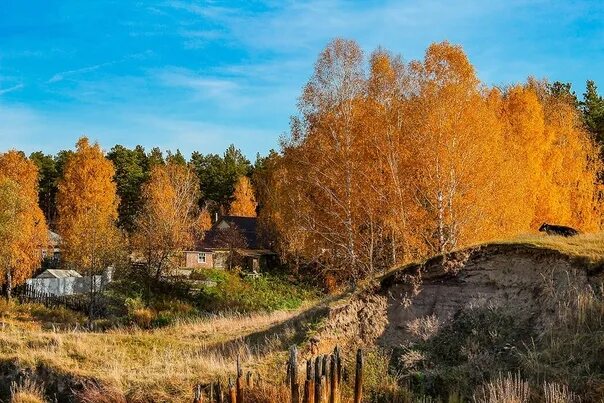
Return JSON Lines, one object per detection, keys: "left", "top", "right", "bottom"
{"left": 1, "top": 1, "right": 603, "bottom": 159}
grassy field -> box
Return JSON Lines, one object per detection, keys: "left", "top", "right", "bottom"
{"left": 0, "top": 300, "right": 316, "bottom": 402}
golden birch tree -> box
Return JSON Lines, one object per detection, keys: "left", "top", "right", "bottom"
{"left": 131, "top": 162, "right": 200, "bottom": 286}
{"left": 0, "top": 151, "right": 48, "bottom": 297}
{"left": 56, "top": 137, "right": 121, "bottom": 278}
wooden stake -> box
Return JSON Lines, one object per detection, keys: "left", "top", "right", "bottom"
{"left": 305, "top": 359, "right": 315, "bottom": 403}
{"left": 289, "top": 346, "right": 300, "bottom": 403}
{"left": 354, "top": 349, "right": 363, "bottom": 403}
{"left": 228, "top": 378, "right": 236, "bottom": 403}
{"left": 246, "top": 371, "right": 253, "bottom": 388}
{"left": 320, "top": 375, "right": 328, "bottom": 402}
{"left": 322, "top": 355, "right": 329, "bottom": 400}
{"left": 314, "top": 356, "right": 322, "bottom": 403}
{"left": 216, "top": 382, "right": 224, "bottom": 403}
{"left": 329, "top": 355, "right": 336, "bottom": 403}
{"left": 236, "top": 356, "right": 243, "bottom": 403}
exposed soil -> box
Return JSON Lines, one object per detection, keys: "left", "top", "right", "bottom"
{"left": 318, "top": 244, "right": 603, "bottom": 349}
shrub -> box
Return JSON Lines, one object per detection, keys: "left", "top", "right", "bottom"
{"left": 197, "top": 270, "right": 316, "bottom": 313}
{"left": 130, "top": 308, "right": 155, "bottom": 329}
{"left": 11, "top": 303, "right": 85, "bottom": 326}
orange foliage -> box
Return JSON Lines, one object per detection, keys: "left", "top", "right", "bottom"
{"left": 261, "top": 40, "right": 601, "bottom": 282}
{"left": 0, "top": 151, "right": 48, "bottom": 286}
{"left": 229, "top": 176, "right": 257, "bottom": 217}
{"left": 132, "top": 162, "right": 200, "bottom": 279}
{"left": 56, "top": 137, "right": 120, "bottom": 273}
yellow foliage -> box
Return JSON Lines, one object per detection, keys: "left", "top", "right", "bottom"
{"left": 132, "top": 162, "right": 200, "bottom": 279}
{"left": 229, "top": 176, "right": 257, "bottom": 217}
{"left": 0, "top": 151, "right": 48, "bottom": 286}
{"left": 56, "top": 137, "right": 120, "bottom": 273}
{"left": 262, "top": 40, "right": 602, "bottom": 282}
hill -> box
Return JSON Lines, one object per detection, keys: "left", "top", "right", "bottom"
{"left": 0, "top": 235, "right": 602, "bottom": 401}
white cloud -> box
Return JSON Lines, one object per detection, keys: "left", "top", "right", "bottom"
{"left": 47, "top": 62, "right": 113, "bottom": 83}
{"left": 0, "top": 84, "right": 24, "bottom": 95}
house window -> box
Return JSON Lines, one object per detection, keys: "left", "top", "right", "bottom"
{"left": 198, "top": 252, "right": 206, "bottom": 264}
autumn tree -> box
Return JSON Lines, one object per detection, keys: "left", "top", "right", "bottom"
{"left": 261, "top": 39, "right": 601, "bottom": 285}
{"left": 229, "top": 176, "right": 257, "bottom": 217}
{"left": 56, "top": 138, "right": 121, "bottom": 286}
{"left": 131, "top": 162, "right": 200, "bottom": 290}
{"left": 0, "top": 151, "right": 48, "bottom": 297}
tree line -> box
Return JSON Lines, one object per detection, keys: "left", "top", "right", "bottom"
{"left": 0, "top": 139, "right": 259, "bottom": 295}
{"left": 2, "top": 39, "right": 604, "bottom": 291}
{"left": 259, "top": 39, "right": 604, "bottom": 284}
{"left": 29, "top": 143, "right": 262, "bottom": 231}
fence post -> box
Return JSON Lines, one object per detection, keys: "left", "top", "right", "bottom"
{"left": 303, "top": 359, "right": 314, "bottom": 403}
{"left": 314, "top": 356, "right": 322, "bottom": 403}
{"left": 322, "top": 355, "right": 329, "bottom": 400}
{"left": 228, "top": 378, "right": 236, "bottom": 403}
{"left": 329, "top": 355, "right": 336, "bottom": 403}
{"left": 334, "top": 346, "right": 341, "bottom": 403}
{"left": 320, "top": 375, "right": 328, "bottom": 403}
{"left": 354, "top": 349, "right": 363, "bottom": 403}
{"left": 236, "top": 355, "right": 243, "bottom": 403}
{"left": 193, "top": 384, "right": 202, "bottom": 403}
{"left": 217, "top": 382, "right": 224, "bottom": 403}
{"left": 289, "top": 345, "right": 300, "bottom": 403}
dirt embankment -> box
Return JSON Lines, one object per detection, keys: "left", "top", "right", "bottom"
{"left": 318, "top": 244, "right": 604, "bottom": 348}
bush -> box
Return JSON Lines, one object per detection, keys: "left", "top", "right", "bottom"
{"left": 197, "top": 270, "right": 316, "bottom": 313}
{"left": 391, "top": 306, "right": 534, "bottom": 399}
{"left": 18, "top": 303, "right": 85, "bottom": 326}
{"left": 130, "top": 308, "right": 155, "bottom": 329}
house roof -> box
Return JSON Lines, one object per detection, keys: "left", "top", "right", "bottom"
{"left": 201, "top": 216, "right": 260, "bottom": 249}
{"left": 36, "top": 269, "right": 82, "bottom": 279}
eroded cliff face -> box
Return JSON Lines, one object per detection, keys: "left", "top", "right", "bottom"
{"left": 379, "top": 245, "right": 601, "bottom": 346}
{"left": 320, "top": 244, "right": 603, "bottom": 348}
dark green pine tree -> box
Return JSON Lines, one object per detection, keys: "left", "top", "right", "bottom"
{"left": 29, "top": 151, "right": 59, "bottom": 227}
{"left": 581, "top": 80, "right": 604, "bottom": 146}
{"left": 107, "top": 145, "right": 149, "bottom": 232}
{"left": 190, "top": 145, "right": 251, "bottom": 215}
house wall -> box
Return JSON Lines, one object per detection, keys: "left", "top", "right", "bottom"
{"left": 184, "top": 251, "right": 214, "bottom": 269}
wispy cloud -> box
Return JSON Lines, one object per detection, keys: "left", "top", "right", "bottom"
{"left": 47, "top": 51, "right": 153, "bottom": 84}
{"left": 0, "top": 84, "right": 24, "bottom": 95}
{"left": 154, "top": 67, "right": 243, "bottom": 103}
{"left": 47, "top": 61, "right": 116, "bottom": 83}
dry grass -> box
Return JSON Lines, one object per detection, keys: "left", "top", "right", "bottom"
{"left": 543, "top": 381, "right": 581, "bottom": 403}
{"left": 0, "top": 303, "right": 306, "bottom": 402}
{"left": 473, "top": 373, "right": 530, "bottom": 403}
{"left": 498, "top": 232, "right": 604, "bottom": 262}
{"left": 10, "top": 379, "right": 46, "bottom": 403}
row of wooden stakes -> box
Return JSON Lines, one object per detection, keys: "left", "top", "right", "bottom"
{"left": 193, "top": 346, "right": 364, "bottom": 403}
